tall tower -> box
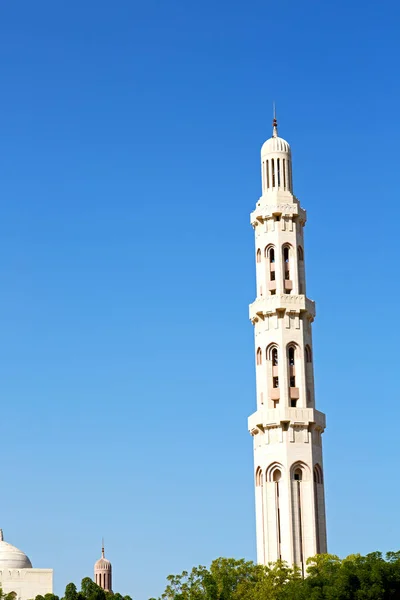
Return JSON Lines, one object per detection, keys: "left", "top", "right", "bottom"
{"left": 94, "top": 541, "right": 112, "bottom": 592}
{"left": 249, "top": 114, "right": 327, "bottom": 574}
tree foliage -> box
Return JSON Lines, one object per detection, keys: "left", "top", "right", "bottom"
{"left": 155, "top": 552, "right": 400, "bottom": 600}
{"left": 0, "top": 588, "right": 17, "bottom": 600}
{"left": 33, "top": 577, "right": 132, "bottom": 600}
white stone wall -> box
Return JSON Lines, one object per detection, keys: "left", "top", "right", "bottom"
{"left": 0, "top": 568, "right": 53, "bottom": 600}
{"left": 249, "top": 128, "right": 327, "bottom": 573}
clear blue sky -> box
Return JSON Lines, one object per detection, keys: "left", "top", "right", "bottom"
{"left": 0, "top": 1, "right": 398, "bottom": 598}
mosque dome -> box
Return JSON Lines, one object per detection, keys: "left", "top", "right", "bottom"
{"left": 261, "top": 134, "right": 291, "bottom": 155}
{"left": 0, "top": 530, "right": 32, "bottom": 569}
{"left": 259, "top": 112, "right": 293, "bottom": 195}
{"left": 94, "top": 555, "right": 111, "bottom": 571}
{"left": 261, "top": 116, "right": 291, "bottom": 156}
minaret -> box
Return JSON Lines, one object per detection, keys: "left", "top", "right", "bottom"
{"left": 248, "top": 113, "right": 327, "bottom": 574}
{"left": 94, "top": 540, "right": 112, "bottom": 592}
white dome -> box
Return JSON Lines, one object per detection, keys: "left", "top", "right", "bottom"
{"left": 261, "top": 116, "right": 291, "bottom": 156}
{"left": 261, "top": 135, "right": 291, "bottom": 155}
{"left": 95, "top": 546, "right": 112, "bottom": 571}
{"left": 0, "top": 531, "right": 32, "bottom": 569}
{"left": 95, "top": 556, "right": 111, "bottom": 570}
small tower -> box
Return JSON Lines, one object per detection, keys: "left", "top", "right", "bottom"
{"left": 249, "top": 112, "right": 327, "bottom": 574}
{"left": 94, "top": 541, "right": 112, "bottom": 592}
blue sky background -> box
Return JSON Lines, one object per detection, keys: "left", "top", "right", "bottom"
{"left": 0, "top": 0, "right": 399, "bottom": 598}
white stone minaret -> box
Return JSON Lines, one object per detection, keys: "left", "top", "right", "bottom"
{"left": 248, "top": 113, "right": 327, "bottom": 574}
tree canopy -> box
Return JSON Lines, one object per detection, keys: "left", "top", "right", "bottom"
{"left": 34, "top": 578, "right": 132, "bottom": 600}
{"left": 0, "top": 589, "right": 17, "bottom": 600}
{"left": 154, "top": 552, "right": 400, "bottom": 600}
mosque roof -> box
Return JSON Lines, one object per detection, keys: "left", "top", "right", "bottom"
{"left": 95, "top": 547, "right": 111, "bottom": 571}
{"left": 261, "top": 114, "right": 291, "bottom": 155}
{"left": 0, "top": 530, "right": 32, "bottom": 569}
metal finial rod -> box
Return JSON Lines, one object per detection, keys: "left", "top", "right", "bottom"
{"left": 272, "top": 102, "right": 278, "bottom": 137}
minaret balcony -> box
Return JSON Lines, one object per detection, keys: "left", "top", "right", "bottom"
{"left": 250, "top": 199, "right": 307, "bottom": 226}
{"left": 289, "top": 387, "right": 300, "bottom": 399}
{"left": 249, "top": 295, "right": 316, "bottom": 321}
{"left": 268, "top": 281, "right": 277, "bottom": 291}
{"left": 248, "top": 407, "right": 326, "bottom": 434}
{"left": 271, "top": 388, "right": 280, "bottom": 400}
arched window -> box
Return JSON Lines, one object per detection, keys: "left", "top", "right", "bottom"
{"left": 305, "top": 345, "right": 312, "bottom": 362}
{"left": 294, "top": 468, "right": 303, "bottom": 481}
{"left": 283, "top": 246, "right": 291, "bottom": 292}
{"left": 284, "top": 247, "right": 289, "bottom": 263}
{"left": 273, "top": 468, "right": 282, "bottom": 482}
{"left": 256, "top": 347, "right": 262, "bottom": 366}
{"left": 288, "top": 346, "right": 295, "bottom": 366}
{"left": 314, "top": 464, "right": 323, "bottom": 484}
{"left": 266, "top": 462, "right": 284, "bottom": 482}
{"left": 265, "top": 246, "right": 276, "bottom": 295}
{"left": 255, "top": 467, "right": 263, "bottom": 486}
{"left": 266, "top": 462, "right": 283, "bottom": 559}
{"left": 272, "top": 348, "right": 278, "bottom": 366}
{"left": 269, "top": 247, "right": 275, "bottom": 262}
{"left": 288, "top": 346, "right": 297, "bottom": 406}
{"left": 256, "top": 248, "right": 261, "bottom": 263}
{"left": 298, "top": 246, "right": 305, "bottom": 293}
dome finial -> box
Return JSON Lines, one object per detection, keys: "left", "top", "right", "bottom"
{"left": 101, "top": 538, "right": 105, "bottom": 558}
{"left": 272, "top": 102, "right": 278, "bottom": 138}
{"left": 0, "top": 530, "right": 3, "bottom": 542}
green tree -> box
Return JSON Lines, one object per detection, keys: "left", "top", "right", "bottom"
{"left": 155, "top": 551, "right": 400, "bottom": 600}
{"left": 64, "top": 583, "right": 78, "bottom": 600}
{"left": 44, "top": 594, "right": 59, "bottom": 600}
{"left": 158, "top": 556, "right": 300, "bottom": 600}
{"left": 0, "top": 590, "right": 17, "bottom": 600}
{"left": 80, "top": 579, "right": 105, "bottom": 600}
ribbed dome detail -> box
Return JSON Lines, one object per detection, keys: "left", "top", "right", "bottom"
{"left": 260, "top": 116, "right": 293, "bottom": 195}
{"left": 95, "top": 557, "right": 111, "bottom": 570}
{"left": 0, "top": 531, "right": 32, "bottom": 569}
{"left": 261, "top": 135, "right": 291, "bottom": 155}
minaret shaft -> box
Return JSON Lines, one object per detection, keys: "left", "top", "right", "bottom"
{"left": 249, "top": 120, "right": 327, "bottom": 572}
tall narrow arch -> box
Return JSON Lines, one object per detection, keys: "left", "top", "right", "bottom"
{"left": 290, "top": 461, "right": 310, "bottom": 481}
{"left": 264, "top": 244, "right": 275, "bottom": 261}
{"left": 282, "top": 244, "right": 293, "bottom": 293}
{"left": 314, "top": 464, "right": 323, "bottom": 484}
{"left": 266, "top": 343, "right": 279, "bottom": 361}
{"left": 256, "top": 347, "right": 262, "bottom": 366}
{"left": 266, "top": 462, "right": 284, "bottom": 482}
{"left": 255, "top": 467, "right": 263, "bottom": 486}
{"left": 298, "top": 246, "right": 305, "bottom": 293}
{"left": 305, "top": 345, "right": 312, "bottom": 363}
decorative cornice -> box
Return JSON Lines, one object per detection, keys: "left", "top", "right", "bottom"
{"left": 248, "top": 407, "right": 326, "bottom": 435}
{"left": 251, "top": 202, "right": 307, "bottom": 227}
{"left": 249, "top": 295, "right": 316, "bottom": 323}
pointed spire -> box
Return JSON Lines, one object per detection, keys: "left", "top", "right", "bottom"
{"left": 0, "top": 530, "right": 3, "bottom": 542}
{"left": 101, "top": 537, "right": 105, "bottom": 558}
{"left": 272, "top": 102, "right": 278, "bottom": 138}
